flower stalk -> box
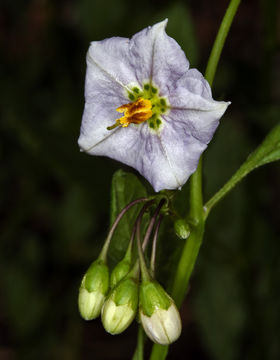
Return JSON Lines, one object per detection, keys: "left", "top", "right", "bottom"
{"left": 150, "top": 215, "right": 162, "bottom": 277}
{"left": 99, "top": 197, "right": 148, "bottom": 262}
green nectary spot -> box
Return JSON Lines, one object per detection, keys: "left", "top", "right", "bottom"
{"left": 125, "top": 83, "right": 167, "bottom": 132}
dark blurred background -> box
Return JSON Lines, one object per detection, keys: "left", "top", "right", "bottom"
{"left": 1, "top": 0, "right": 280, "bottom": 359}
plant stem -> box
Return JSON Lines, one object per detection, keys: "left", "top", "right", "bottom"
{"left": 204, "top": 0, "right": 241, "bottom": 86}
{"left": 149, "top": 0, "right": 241, "bottom": 358}
{"left": 189, "top": 158, "right": 203, "bottom": 223}
{"left": 172, "top": 222, "right": 205, "bottom": 306}
{"left": 132, "top": 326, "right": 145, "bottom": 360}
{"left": 150, "top": 215, "right": 163, "bottom": 277}
{"left": 172, "top": 0, "right": 242, "bottom": 306}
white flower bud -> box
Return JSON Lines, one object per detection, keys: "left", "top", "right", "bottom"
{"left": 78, "top": 277, "right": 106, "bottom": 320}
{"left": 78, "top": 259, "right": 109, "bottom": 320}
{"left": 139, "top": 281, "right": 182, "bottom": 345}
{"left": 101, "top": 277, "right": 138, "bottom": 334}
{"left": 140, "top": 302, "right": 182, "bottom": 345}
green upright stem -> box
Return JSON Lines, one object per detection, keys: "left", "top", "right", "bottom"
{"left": 171, "top": 222, "right": 204, "bottom": 306}
{"left": 132, "top": 326, "right": 145, "bottom": 360}
{"left": 149, "top": 0, "right": 241, "bottom": 359}
{"left": 189, "top": 158, "right": 203, "bottom": 222}
{"left": 204, "top": 0, "right": 241, "bottom": 86}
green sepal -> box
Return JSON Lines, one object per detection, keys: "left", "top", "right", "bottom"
{"left": 112, "top": 276, "right": 139, "bottom": 309}
{"left": 140, "top": 281, "right": 171, "bottom": 317}
{"left": 110, "top": 257, "right": 132, "bottom": 289}
{"left": 84, "top": 259, "right": 109, "bottom": 295}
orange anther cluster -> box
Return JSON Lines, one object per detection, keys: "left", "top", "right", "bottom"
{"left": 116, "top": 98, "right": 152, "bottom": 127}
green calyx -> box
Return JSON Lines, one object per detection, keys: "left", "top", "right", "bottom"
{"left": 110, "top": 258, "right": 132, "bottom": 289}
{"left": 112, "top": 276, "right": 139, "bottom": 309}
{"left": 139, "top": 281, "right": 172, "bottom": 317}
{"left": 127, "top": 83, "right": 169, "bottom": 131}
{"left": 84, "top": 259, "right": 109, "bottom": 295}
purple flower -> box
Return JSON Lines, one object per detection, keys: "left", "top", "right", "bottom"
{"left": 78, "top": 20, "right": 230, "bottom": 192}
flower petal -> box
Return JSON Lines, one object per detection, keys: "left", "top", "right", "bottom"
{"left": 157, "top": 119, "right": 207, "bottom": 189}
{"left": 168, "top": 69, "right": 230, "bottom": 143}
{"left": 86, "top": 36, "right": 140, "bottom": 99}
{"left": 79, "top": 36, "right": 143, "bottom": 151}
{"left": 82, "top": 123, "right": 183, "bottom": 192}
{"left": 78, "top": 91, "right": 125, "bottom": 152}
{"left": 129, "top": 19, "right": 189, "bottom": 94}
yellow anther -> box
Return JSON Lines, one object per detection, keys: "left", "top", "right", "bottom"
{"left": 107, "top": 98, "right": 152, "bottom": 130}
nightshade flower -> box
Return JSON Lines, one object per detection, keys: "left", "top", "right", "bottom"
{"left": 78, "top": 20, "right": 230, "bottom": 192}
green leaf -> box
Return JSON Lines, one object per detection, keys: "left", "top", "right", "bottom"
{"left": 204, "top": 123, "right": 280, "bottom": 218}
{"left": 109, "top": 170, "right": 148, "bottom": 265}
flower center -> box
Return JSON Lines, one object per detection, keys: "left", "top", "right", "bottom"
{"left": 107, "top": 83, "right": 169, "bottom": 131}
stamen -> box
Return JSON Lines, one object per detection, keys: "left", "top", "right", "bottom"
{"left": 107, "top": 98, "right": 152, "bottom": 130}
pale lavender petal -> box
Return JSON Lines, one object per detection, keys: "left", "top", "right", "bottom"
{"left": 129, "top": 20, "right": 189, "bottom": 94}
{"left": 85, "top": 124, "right": 181, "bottom": 192}
{"left": 79, "top": 37, "right": 138, "bottom": 151}
{"left": 86, "top": 37, "right": 140, "bottom": 100}
{"left": 78, "top": 97, "right": 123, "bottom": 153}
{"left": 167, "top": 69, "right": 230, "bottom": 144}
{"left": 158, "top": 118, "right": 207, "bottom": 188}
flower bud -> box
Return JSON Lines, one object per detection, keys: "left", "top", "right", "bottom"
{"left": 78, "top": 259, "right": 109, "bottom": 320}
{"left": 174, "top": 218, "right": 190, "bottom": 239}
{"left": 110, "top": 258, "right": 131, "bottom": 289}
{"left": 139, "top": 281, "right": 182, "bottom": 345}
{"left": 102, "top": 276, "right": 138, "bottom": 334}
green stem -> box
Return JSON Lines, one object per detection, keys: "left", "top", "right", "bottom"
{"left": 132, "top": 326, "right": 145, "bottom": 360}
{"left": 204, "top": 0, "right": 241, "bottom": 86}
{"left": 150, "top": 345, "right": 168, "bottom": 360}
{"left": 149, "top": 0, "right": 241, "bottom": 359}
{"left": 189, "top": 158, "right": 203, "bottom": 223}
{"left": 172, "top": 0, "right": 242, "bottom": 307}
{"left": 171, "top": 222, "right": 205, "bottom": 306}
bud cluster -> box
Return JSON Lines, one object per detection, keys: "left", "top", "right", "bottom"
{"left": 78, "top": 197, "right": 183, "bottom": 345}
